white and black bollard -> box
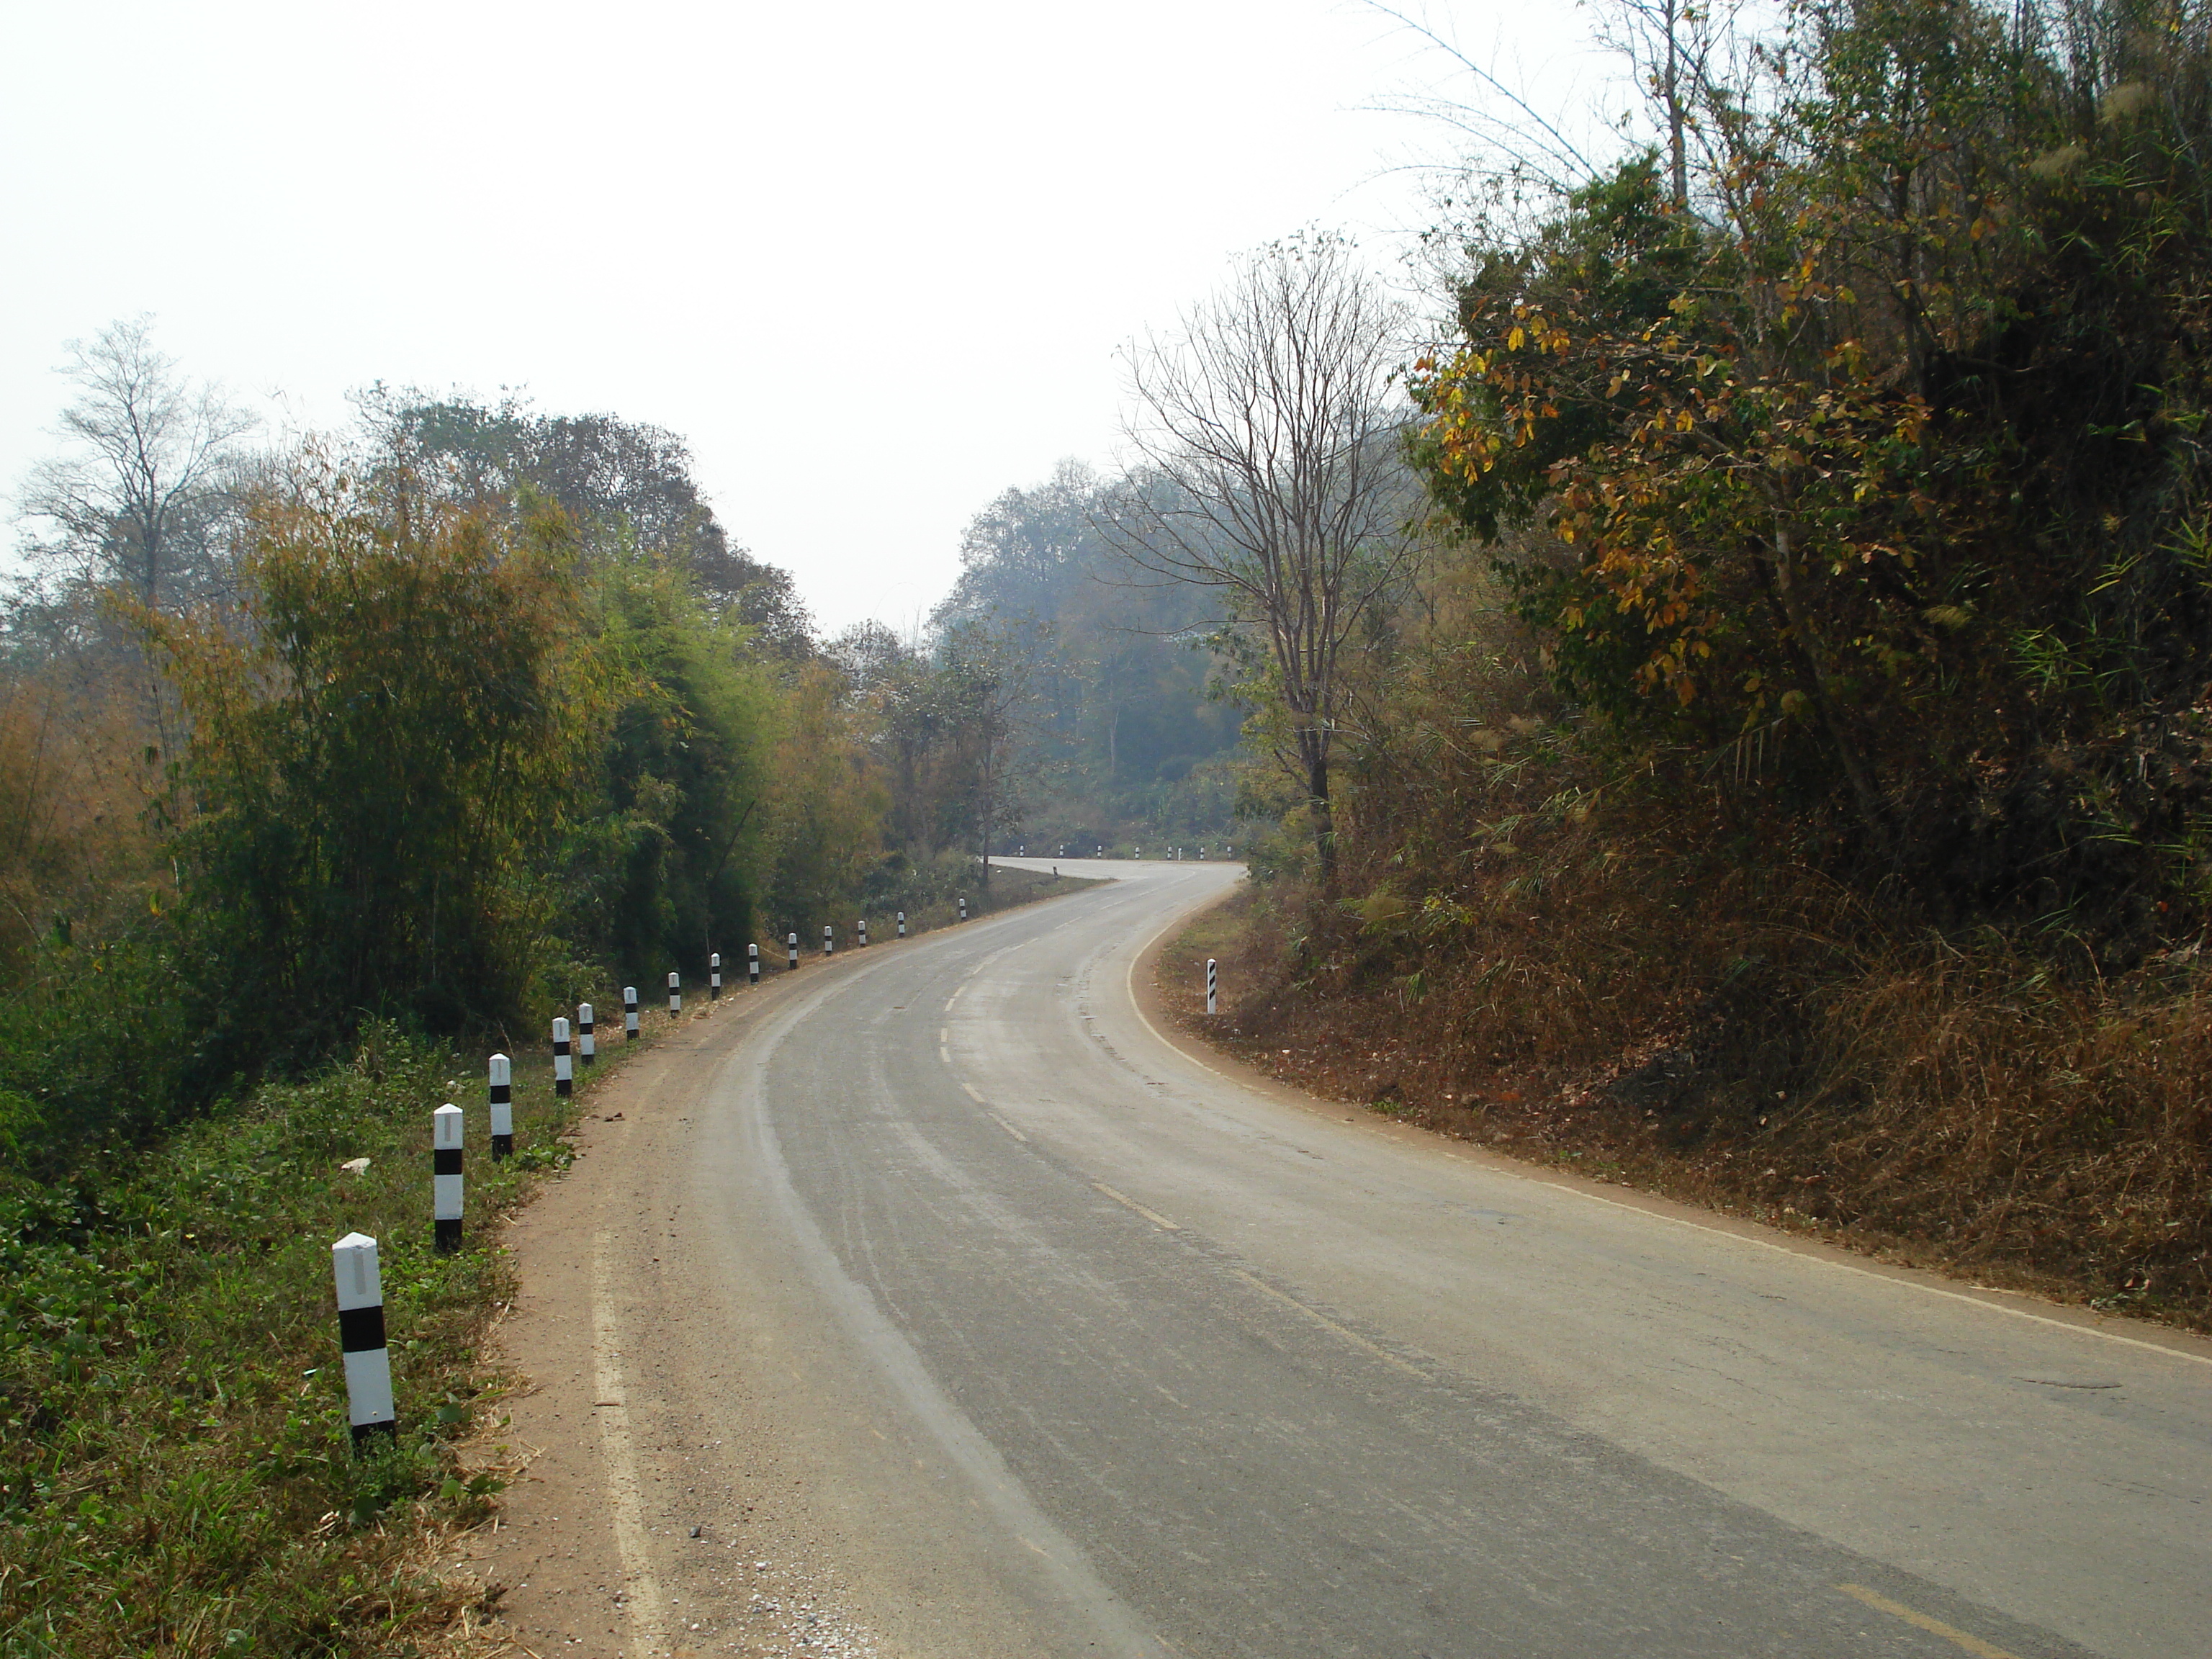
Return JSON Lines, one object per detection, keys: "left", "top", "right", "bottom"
{"left": 711, "top": 953, "right": 722, "bottom": 998}
{"left": 897, "top": 910, "right": 907, "bottom": 938}
{"left": 579, "top": 1003, "right": 596, "bottom": 1067}
{"left": 958, "top": 895, "right": 968, "bottom": 922}
{"left": 552, "top": 1017, "right": 572, "bottom": 1098}
{"left": 488, "top": 1053, "right": 513, "bottom": 1159}
{"left": 433, "top": 1103, "right": 464, "bottom": 1253}
{"left": 787, "top": 931, "right": 799, "bottom": 969}
{"left": 667, "top": 971, "right": 681, "bottom": 1015}
{"left": 858, "top": 917, "right": 868, "bottom": 948}
{"left": 333, "top": 1233, "right": 395, "bottom": 1447}
{"left": 624, "top": 986, "right": 639, "bottom": 1041}
{"left": 1206, "top": 958, "right": 1218, "bottom": 1016}
{"left": 748, "top": 942, "right": 760, "bottom": 985}
{"left": 822, "top": 924, "right": 833, "bottom": 957}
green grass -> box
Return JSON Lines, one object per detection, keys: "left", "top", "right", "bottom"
{"left": 0, "top": 1023, "right": 576, "bottom": 1658}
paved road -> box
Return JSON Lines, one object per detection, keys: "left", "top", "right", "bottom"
{"left": 647, "top": 859, "right": 2211, "bottom": 1658}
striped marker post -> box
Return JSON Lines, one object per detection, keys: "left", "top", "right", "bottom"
{"left": 433, "top": 1104, "right": 464, "bottom": 1254}
{"left": 488, "top": 1053, "right": 513, "bottom": 1159}
{"left": 667, "top": 971, "right": 681, "bottom": 1015}
{"left": 1206, "top": 958, "right": 1218, "bottom": 1016}
{"left": 822, "top": 924, "right": 833, "bottom": 957}
{"left": 711, "top": 953, "right": 722, "bottom": 998}
{"left": 747, "top": 943, "right": 760, "bottom": 985}
{"left": 578, "top": 1003, "right": 596, "bottom": 1067}
{"left": 897, "top": 910, "right": 907, "bottom": 938}
{"left": 333, "top": 1233, "right": 395, "bottom": 1447}
{"left": 552, "top": 1017, "right": 573, "bottom": 1097}
{"left": 858, "top": 917, "right": 868, "bottom": 948}
{"left": 623, "top": 986, "right": 639, "bottom": 1041}
{"left": 786, "top": 932, "right": 798, "bottom": 968}
{"left": 958, "top": 895, "right": 968, "bottom": 922}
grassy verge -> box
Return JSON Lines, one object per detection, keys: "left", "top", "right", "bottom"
{"left": 0, "top": 1001, "right": 658, "bottom": 1659}
{"left": 1159, "top": 873, "right": 2212, "bottom": 1334}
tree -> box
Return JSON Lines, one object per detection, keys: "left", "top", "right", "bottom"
{"left": 1112, "top": 233, "right": 1419, "bottom": 881}
{"left": 935, "top": 619, "right": 1036, "bottom": 885}
{"left": 19, "top": 318, "right": 258, "bottom": 611}
{"left": 137, "top": 456, "right": 608, "bottom": 1051}
{"left": 362, "top": 391, "right": 816, "bottom": 658}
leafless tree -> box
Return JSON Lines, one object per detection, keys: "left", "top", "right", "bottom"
{"left": 19, "top": 317, "right": 258, "bottom": 611}
{"left": 1111, "top": 233, "right": 1418, "bottom": 883}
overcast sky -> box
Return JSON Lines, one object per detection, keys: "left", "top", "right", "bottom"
{"left": 1, "top": 1, "right": 1607, "bottom": 633}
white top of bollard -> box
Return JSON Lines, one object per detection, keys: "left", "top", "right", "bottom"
{"left": 333, "top": 1232, "right": 382, "bottom": 1308}
{"left": 668, "top": 971, "right": 680, "bottom": 987}
{"left": 489, "top": 1053, "right": 510, "bottom": 1084}
{"left": 578, "top": 1003, "right": 593, "bottom": 1022}
{"left": 711, "top": 953, "right": 720, "bottom": 967}
{"left": 552, "top": 1016, "right": 569, "bottom": 1040}
{"left": 435, "top": 1103, "right": 464, "bottom": 1148}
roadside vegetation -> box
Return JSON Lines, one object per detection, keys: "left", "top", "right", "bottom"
{"left": 0, "top": 348, "right": 1128, "bottom": 1653}
{"left": 1154, "top": 0, "right": 2212, "bottom": 1328}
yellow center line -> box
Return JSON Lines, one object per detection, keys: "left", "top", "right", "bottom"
{"left": 990, "top": 1114, "right": 1030, "bottom": 1143}
{"left": 1092, "top": 1182, "right": 1180, "bottom": 1231}
{"left": 1836, "top": 1583, "right": 2021, "bottom": 1659}
{"left": 1228, "top": 1269, "right": 1426, "bottom": 1380}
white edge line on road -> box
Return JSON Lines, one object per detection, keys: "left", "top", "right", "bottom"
{"left": 1119, "top": 888, "right": 2212, "bottom": 1372}
{"left": 590, "top": 1241, "right": 671, "bottom": 1658}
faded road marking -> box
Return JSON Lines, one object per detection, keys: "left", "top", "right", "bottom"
{"left": 990, "top": 1113, "right": 1030, "bottom": 1143}
{"left": 1230, "top": 1268, "right": 1426, "bottom": 1380}
{"left": 590, "top": 1240, "right": 669, "bottom": 1659}
{"left": 1837, "top": 1583, "right": 2020, "bottom": 1658}
{"left": 1093, "top": 1182, "right": 1179, "bottom": 1231}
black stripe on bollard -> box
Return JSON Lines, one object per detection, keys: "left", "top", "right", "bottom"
{"left": 552, "top": 1017, "right": 572, "bottom": 1098}
{"left": 333, "top": 1232, "right": 396, "bottom": 1447}
{"left": 488, "top": 1052, "right": 513, "bottom": 1159}
{"left": 624, "top": 986, "right": 639, "bottom": 1041}
{"left": 578, "top": 1004, "right": 596, "bottom": 1066}
{"left": 338, "top": 1304, "right": 386, "bottom": 1351}
{"left": 748, "top": 943, "right": 760, "bottom": 985}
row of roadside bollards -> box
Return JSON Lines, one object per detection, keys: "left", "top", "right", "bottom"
{"left": 331, "top": 901, "right": 982, "bottom": 1447}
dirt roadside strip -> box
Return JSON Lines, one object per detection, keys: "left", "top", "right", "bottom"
{"left": 444, "top": 950, "right": 886, "bottom": 1659}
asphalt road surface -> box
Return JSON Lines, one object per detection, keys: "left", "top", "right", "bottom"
{"left": 560, "top": 858, "right": 2211, "bottom": 1659}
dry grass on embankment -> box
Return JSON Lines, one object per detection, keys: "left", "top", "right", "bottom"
{"left": 1159, "top": 860, "right": 2212, "bottom": 1332}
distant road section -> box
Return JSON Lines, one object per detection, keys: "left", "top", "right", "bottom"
{"left": 532, "top": 857, "right": 2211, "bottom": 1659}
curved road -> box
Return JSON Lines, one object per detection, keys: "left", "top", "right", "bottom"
{"left": 508, "top": 860, "right": 2211, "bottom": 1659}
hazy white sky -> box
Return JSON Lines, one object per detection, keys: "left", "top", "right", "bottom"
{"left": 1, "top": 1, "right": 1606, "bottom": 632}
